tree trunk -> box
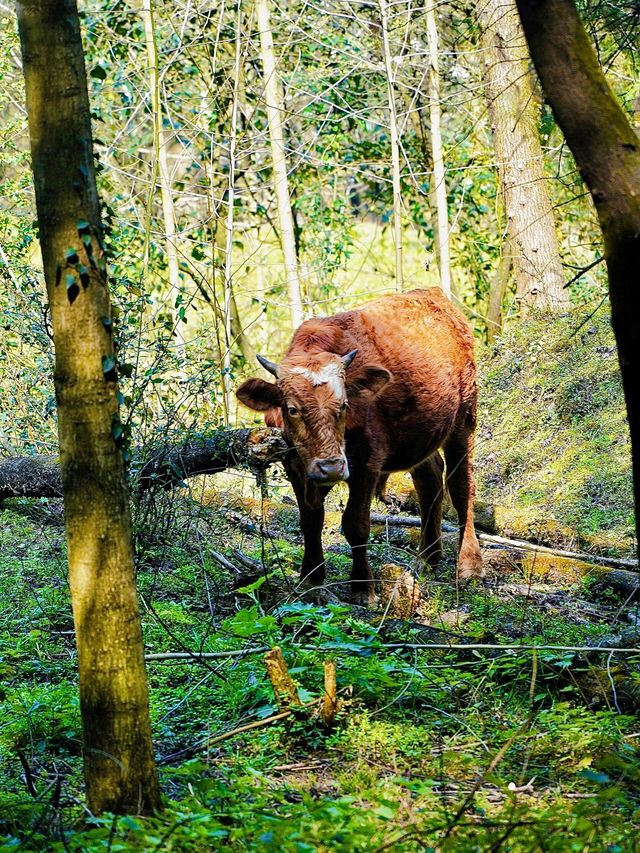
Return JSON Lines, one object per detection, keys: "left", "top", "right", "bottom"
{"left": 425, "top": 4, "right": 452, "bottom": 298}
{"left": 514, "top": 0, "right": 640, "bottom": 562}
{"left": 222, "top": 0, "right": 244, "bottom": 420}
{"left": 16, "top": 0, "right": 161, "bottom": 814}
{"left": 140, "top": 0, "right": 186, "bottom": 355}
{"left": 478, "top": 0, "right": 568, "bottom": 313}
{"left": 486, "top": 239, "right": 512, "bottom": 343}
{"left": 255, "top": 0, "right": 304, "bottom": 327}
{"left": 378, "top": 0, "right": 404, "bottom": 291}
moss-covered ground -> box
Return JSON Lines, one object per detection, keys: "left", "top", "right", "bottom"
{"left": 1, "top": 303, "right": 639, "bottom": 851}
{"left": 476, "top": 303, "right": 634, "bottom": 557}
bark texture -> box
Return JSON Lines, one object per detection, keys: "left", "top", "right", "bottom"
{"left": 514, "top": 0, "right": 640, "bottom": 561}
{"left": 0, "top": 428, "right": 287, "bottom": 500}
{"left": 478, "top": 0, "right": 568, "bottom": 312}
{"left": 16, "top": 0, "right": 160, "bottom": 814}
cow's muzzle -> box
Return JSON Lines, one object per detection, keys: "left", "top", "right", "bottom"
{"left": 308, "top": 455, "right": 349, "bottom": 483}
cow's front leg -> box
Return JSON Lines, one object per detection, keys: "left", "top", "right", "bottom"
{"left": 286, "top": 459, "right": 327, "bottom": 587}
{"left": 342, "top": 472, "right": 378, "bottom": 606}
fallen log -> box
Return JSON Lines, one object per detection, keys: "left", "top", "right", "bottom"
{"left": 370, "top": 513, "right": 638, "bottom": 572}
{"left": 0, "top": 427, "right": 288, "bottom": 501}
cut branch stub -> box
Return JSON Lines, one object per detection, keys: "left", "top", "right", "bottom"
{"left": 320, "top": 659, "right": 340, "bottom": 728}
{"left": 264, "top": 646, "right": 301, "bottom": 710}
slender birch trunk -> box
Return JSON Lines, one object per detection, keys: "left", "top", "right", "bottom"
{"left": 378, "top": 0, "right": 404, "bottom": 290}
{"left": 478, "top": 0, "right": 567, "bottom": 313}
{"left": 425, "top": 3, "right": 452, "bottom": 298}
{"left": 255, "top": 0, "right": 303, "bottom": 326}
{"left": 486, "top": 240, "right": 512, "bottom": 342}
{"left": 16, "top": 0, "right": 160, "bottom": 814}
{"left": 222, "top": 0, "right": 243, "bottom": 421}
{"left": 140, "top": 0, "right": 186, "bottom": 355}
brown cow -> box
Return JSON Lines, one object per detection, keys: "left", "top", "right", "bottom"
{"left": 236, "top": 288, "right": 483, "bottom": 604}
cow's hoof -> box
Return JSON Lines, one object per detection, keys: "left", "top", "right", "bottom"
{"left": 350, "top": 586, "right": 378, "bottom": 607}
{"left": 456, "top": 563, "right": 485, "bottom": 589}
{"left": 300, "top": 584, "right": 341, "bottom": 605}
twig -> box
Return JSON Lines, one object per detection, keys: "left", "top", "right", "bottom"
{"left": 442, "top": 713, "right": 536, "bottom": 839}
{"left": 563, "top": 256, "right": 604, "bottom": 288}
{"left": 606, "top": 650, "right": 621, "bottom": 714}
{"left": 209, "top": 549, "right": 243, "bottom": 576}
{"left": 529, "top": 649, "right": 538, "bottom": 705}
{"left": 145, "top": 646, "right": 269, "bottom": 662}
{"left": 300, "top": 642, "right": 640, "bottom": 655}
{"left": 16, "top": 748, "right": 38, "bottom": 797}
{"left": 206, "top": 710, "right": 291, "bottom": 747}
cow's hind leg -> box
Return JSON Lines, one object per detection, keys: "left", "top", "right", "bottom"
{"left": 443, "top": 417, "right": 483, "bottom": 581}
{"left": 342, "top": 471, "right": 378, "bottom": 606}
{"left": 410, "top": 453, "right": 444, "bottom": 569}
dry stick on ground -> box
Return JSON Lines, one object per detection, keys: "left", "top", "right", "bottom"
{"left": 159, "top": 710, "right": 292, "bottom": 765}
{"left": 370, "top": 513, "right": 639, "bottom": 571}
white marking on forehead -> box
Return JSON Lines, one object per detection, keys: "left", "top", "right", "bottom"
{"left": 290, "top": 362, "right": 346, "bottom": 400}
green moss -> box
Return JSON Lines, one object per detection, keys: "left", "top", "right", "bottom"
{"left": 477, "top": 304, "right": 634, "bottom": 555}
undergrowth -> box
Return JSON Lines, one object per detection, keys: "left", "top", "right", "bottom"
{"left": 1, "top": 488, "right": 639, "bottom": 852}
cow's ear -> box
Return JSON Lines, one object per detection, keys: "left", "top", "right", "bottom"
{"left": 347, "top": 365, "right": 392, "bottom": 397}
{"left": 236, "top": 378, "right": 283, "bottom": 411}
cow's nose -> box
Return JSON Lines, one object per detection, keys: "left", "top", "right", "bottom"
{"left": 308, "top": 456, "right": 349, "bottom": 483}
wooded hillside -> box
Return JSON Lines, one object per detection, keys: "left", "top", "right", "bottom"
{"left": 1, "top": 0, "right": 639, "bottom": 849}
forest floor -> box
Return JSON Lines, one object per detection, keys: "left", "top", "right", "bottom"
{"left": 1, "top": 475, "right": 639, "bottom": 852}
{"left": 1, "top": 303, "right": 639, "bottom": 851}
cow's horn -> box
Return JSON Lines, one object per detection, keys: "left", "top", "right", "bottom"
{"left": 342, "top": 349, "right": 358, "bottom": 368}
{"left": 257, "top": 354, "right": 279, "bottom": 377}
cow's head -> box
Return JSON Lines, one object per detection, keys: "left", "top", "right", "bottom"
{"left": 236, "top": 350, "right": 391, "bottom": 484}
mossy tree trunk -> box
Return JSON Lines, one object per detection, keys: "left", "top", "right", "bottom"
{"left": 478, "top": 0, "right": 568, "bottom": 313}
{"left": 514, "top": 0, "right": 640, "bottom": 559}
{"left": 16, "top": 0, "right": 161, "bottom": 814}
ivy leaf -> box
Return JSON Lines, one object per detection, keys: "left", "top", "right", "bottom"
{"left": 102, "top": 354, "right": 117, "bottom": 382}
{"left": 90, "top": 64, "right": 107, "bottom": 81}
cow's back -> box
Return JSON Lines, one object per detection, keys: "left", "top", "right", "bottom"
{"left": 355, "top": 288, "right": 474, "bottom": 390}
{"left": 334, "top": 288, "right": 475, "bottom": 470}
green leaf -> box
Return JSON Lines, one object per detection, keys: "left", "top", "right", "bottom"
{"left": 102, "top": 354, "right": 116, "bottom": 373}
{"left": 236, "top": 575, "right": 267, "bottom": 595}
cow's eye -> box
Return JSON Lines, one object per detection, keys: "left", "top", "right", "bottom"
{"left": 287, "top": 406, "right": 300, "bottom": 417}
